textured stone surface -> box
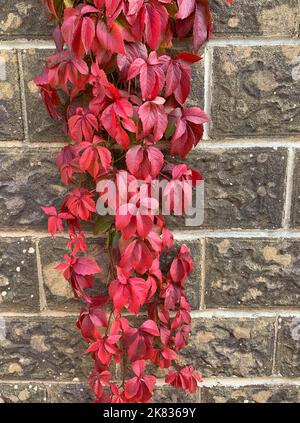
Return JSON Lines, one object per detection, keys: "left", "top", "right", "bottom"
{"left": 153, "top": 386, "right": 198, "bottom": 403}
{"left": 0, "top": 382, "right": 47, "bottom": 403}
{"left": 47, "top": 383, "right": 93, "bottom": 403}
{"left": 0, "top": 51, "right": 23, "bottom": 140}
{"left": 160, "top": 240, "right": 202, "bottom": 309}
{"left": 211, "top": 46, "right": 300, "bottom": 138}
{"left": 0, "top": 382, "right": 199, "bottom": 403}
{"left": 181, "top": 318, "right": 275, "bottom": 377}
{"left": 188, "top": 61, "right": 205, "bottom": 109}
{"left": 206, "top": 238, "right": 300, "bottom": 307}
{"left": 39, "top": 237, "right": 109, "bottom": 311}
{"left": 1, "top": 0, "right": 298, "bottom": 39}
{"left": 3, "top": 0, "right": 298, "bottom": 39}
{"left": 0, "top": 382, "right": 92, "bottom": 403}
{"left": 0, "top": 1, "right": 54, "bottom": 37}
{"left": 182, "top": 149, "right": 286, "bottom": 229}
{"left": 276, "top": 317, "right": 300, "bottom": 377}
{"left": 211, "top": 0, "right": 299, "bottom": 37}
{"left": 0, "top": 237, "right": 39, "bottom": 312}
{"left": 22, "top": 49, "right": 67, "bottom": 142}
{"left": 0, "top": 148, "right": 66, "bottom": 229}
{"left": 0, "top": 317, "right": 90, "bottom": 381}
{"left": 201, "top": 384, "right": 300, "bottom": 403}
{"left": 291, "top": 151, "right": 300, "bottom": 228}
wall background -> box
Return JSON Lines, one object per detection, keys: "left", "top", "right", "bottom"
{"left": 0, "top": 0, "right": 300, "bottom": 403}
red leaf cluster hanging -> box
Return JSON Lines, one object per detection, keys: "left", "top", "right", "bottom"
{"left": 37, "top": 0, "right": 233, "bottom": 403}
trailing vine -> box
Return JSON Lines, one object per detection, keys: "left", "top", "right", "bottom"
{"left": 37, "top": 0, "right": 233, "bottom": 403}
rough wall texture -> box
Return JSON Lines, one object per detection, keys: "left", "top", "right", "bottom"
{"left": 0, "top": 0, "right": 300, "bottom": 403}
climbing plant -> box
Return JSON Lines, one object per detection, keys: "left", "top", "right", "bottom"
{"left": 37, "top": 0, "right": 233, "bottom": 403}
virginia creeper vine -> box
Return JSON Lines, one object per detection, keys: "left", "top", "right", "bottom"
{"left": 36, "top": 0, "right": 233, "bottom": 403}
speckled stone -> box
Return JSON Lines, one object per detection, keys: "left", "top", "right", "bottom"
{"left": 47, "top": 383, "right": 93, "bottom": 403}
{"left": 275, "top": 317, "right": 300, "bottom": 377}
{"left": 291, "top": 151, "right": 300, "bottom": 228}
{"left": 171, "top": 148, "right": 287, "bottom": 229}
{"left": 0, "top": 382, "right": 48, "bottom": 403}
{"left": 211, "top": 46, "right": 300, "bottom": 138}
{"left": 201, "top": 384, "right": 300, "bottom": 403}
{"left": 0, "top": 148, "right": 66, "bottom": 229}
{"left": 0, "top": 237, "right": 39, "bottom": 312}
{"left": 22, "top": 49, "right": 67, "bottom": 142}
{"left": 0, "top": 382, "right": 199, "bottom": 403}
{"left": 181, "top": 318, "right": 275, "bottom": 377}
{"left": 0, "top": 51, "right": 23, "bottom": 140}
{"left": 38, "top": 237, "right": 109, "bottom": 311}
{"left": 205, "top": 238, "right": 300, "bottom": 307}
{"left": 2, "top": 0, "right": 297, "bottom": 39}
{"left": 0, "top": 1, "right": 54, "bottom": 38}
{"left": 188, "top": 60, "right": 205, "bottom": 109}
{"left": 153, "top": 386, "right": 198, "bottom": 403}
{"left": 0, "top": 317, "right": 91, "bottom": 381}
{"left": 211, "top": 0, "right": 299, "bottom": 37}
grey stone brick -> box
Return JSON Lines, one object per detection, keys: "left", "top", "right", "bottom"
{"left": 211, "top": 0, "right": 299, "bottom": 37}
{"left": 181, "top": 318, "right": 275, "bottom": 377}
{"left": 276, "top": 317, "right": 300, "bottom": 377}
{"left": 211, "top": 46, "right": 300, "bottom": 138}
{"left": 0, "top": 51, "right": 23, "bottom": 140}
{"left": 0, "top": 1, "right": 54, "bottom": 38}
{"left": 206, "top": 238, "right": 300, "bottom": 307}
{"left": 170, "top": 149, "right": 287, "bottom": 229}
{"left": 0, "top": 148, "right": 65, "bottom": 229}
{"left": 201, "top": 384, "right": 300, "bottom": 403}
{"left": 0, "top": 317, "right": 90, "bottom": 381}
{"left": 0, "top": 237, "right": 39, "bottom": 312}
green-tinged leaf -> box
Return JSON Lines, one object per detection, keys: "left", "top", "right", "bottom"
{"left": 166, "top": 3, "right": 178, "bottom": 18}
{"left": 94, "top": 215, "right": 114, "bottom": 235}
{"left": 165, "top": 120, "right": 176, "bottom": 140}
{"left": 64, "top": 0, "right": 74, "bottom": 8}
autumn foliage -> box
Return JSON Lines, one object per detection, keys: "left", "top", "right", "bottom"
{"left": 37, "top": 0, "right": 232, "bottom": 403}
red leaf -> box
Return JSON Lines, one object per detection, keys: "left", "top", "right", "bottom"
{"left": 165, "top": 366, "right": 202, "bottom": 394}
{"left": 138, "top": 98, "right": 168, "bottom": 142}
{"left": 96, "top": 21, "right": 126, "bottom": 54}
{"left": 170, "top": 244, "right": 193, "bottom": 284}
{"left": 171, "top": 107, "right": 209, "bottom": 157}
{"left": 120, "top": 238, "right": 154, "bottom": 275}
{"left": 145, "top": 4, "right": 161, "bottom": 50}
{"left": 117, "top": 43, "right": 148, "bottom": 81}
{"left": 100, "top": 87, "right": 135, "bottom": 148}
{"left": 140, "top": 320, "right": 159, "bottom": 336}
{"left": 78, "top": 136, "right": 112, "bottom": 177}
{"left": 73, "top": 257, "right": 102, "bottom": 276}
{"left": 47, "top": 50, "right": 89, "bottom": 93}
{"left": 128, "top": 51, "right": 165, "bottom": 100}
{"left": 176, "top": 0, "right": 196, "bottom": 19}
{"left": 193, "top": 2, "right": 211, "bottom": 52}
{"left": 126, "top": 145, "right": 164, "bottom": 180}
{"left": 68, "top": 108, "right": 98, "bottom": 143}
{"left": 109, "top": 267, "right": 151, "bottom": 313}
{"left": 144, "top": 2, "right": 168, "bottom": 50}
{"left": 81, "top": 16, "right": 96, "bottom": 54}
{"left": 66, "top": 188, "right": 96, "bottom": 220}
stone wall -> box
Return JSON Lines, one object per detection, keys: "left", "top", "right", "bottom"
{"left": 0, "top": 0, "right": 300, "bottom": 403}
